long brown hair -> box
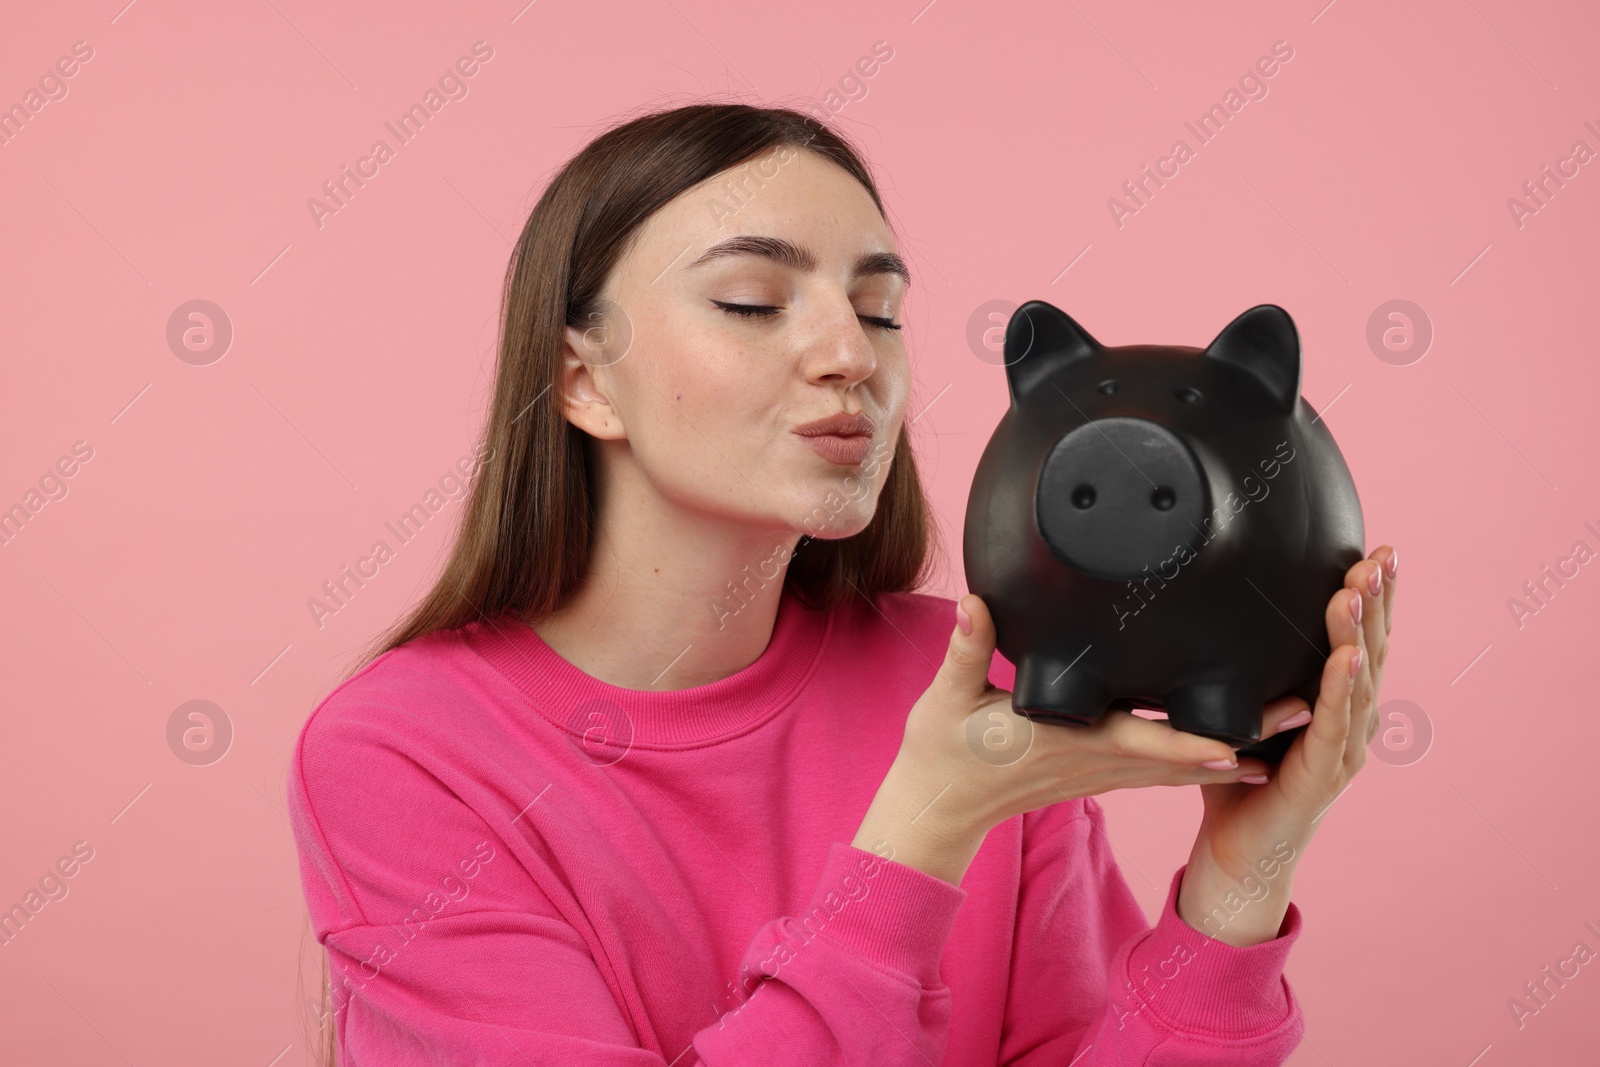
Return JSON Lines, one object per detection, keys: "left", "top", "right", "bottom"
{"left": 304, "top": 100, "right": 940, "bottom": 1065}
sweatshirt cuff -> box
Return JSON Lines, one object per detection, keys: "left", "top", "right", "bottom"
{"left": 783, "top": 841, "right": 967, "bottom": 988}
{"left": 1114, "top": 863, "right": 1302, "bottom": 1036}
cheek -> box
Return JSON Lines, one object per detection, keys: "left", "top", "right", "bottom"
{"left": 884, "top": 357, "right": 913, "bottom": 420}
{"left": 617, "top": 341, "right": 778, "bottom": 498}
{"left": 663, "top": 351, "right": 776, "bottom": 451}
{"left": 631, "top": 314, "right": 772, "bottom": 420}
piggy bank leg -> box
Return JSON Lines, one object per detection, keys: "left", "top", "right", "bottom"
{"left": 1013, "top": 652, "right": 1110, "bottom": 726}
{"left": 1164, "top": 682, "right": 1262, "bottom": 747}
{"left": 1234, "top": 674, "right": 1323, "bottom": 764}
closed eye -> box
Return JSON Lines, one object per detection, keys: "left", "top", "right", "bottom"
{"left": 711, "top": 301, "right": 902, "bottom": 332}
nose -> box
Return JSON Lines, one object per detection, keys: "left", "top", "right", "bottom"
{"left": 1035, "top": 416, "right": 1209, "bottom": 580}
{"left": 801, "top": 299, "right": 879, "bottom": 389}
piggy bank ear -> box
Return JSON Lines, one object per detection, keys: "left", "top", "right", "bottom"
{"left": 1203, "top": 305, "right": 1302, "bottom": 414}
{"left": 1003, "top": 301, "right": 1102, "bottom": 402}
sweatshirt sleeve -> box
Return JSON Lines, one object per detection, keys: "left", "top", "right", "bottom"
{"left": 998, "top": 796, "right": 1305, "bottom": 1066}
{"left": 287, "top": 705, "right": 969, "bottom": 1066}
{"left": 693, "top": 839, "right": 967, "bottom": 1065}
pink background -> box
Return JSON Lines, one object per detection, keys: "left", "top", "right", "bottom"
{"left": 3, "top": 0, "right": 1597, "bottom": 1062}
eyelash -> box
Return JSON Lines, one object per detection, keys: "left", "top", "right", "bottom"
{"left": 712, "top": 300, "right": 903, "bottom": 332}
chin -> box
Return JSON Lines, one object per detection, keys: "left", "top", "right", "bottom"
{"left": 791, "top": 496, "right": 877, "bottom": 541}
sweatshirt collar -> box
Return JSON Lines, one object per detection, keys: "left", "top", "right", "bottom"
{"left": 463, "top": 583, "right": 832, "bottom": 749}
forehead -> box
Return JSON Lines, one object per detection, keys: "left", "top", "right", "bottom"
{"left": 631, "top": 148, "right": 895, "bottom": 268}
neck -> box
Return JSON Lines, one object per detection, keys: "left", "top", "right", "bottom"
{"left": 531, "top": 452, "right": 804, "bottom": 691}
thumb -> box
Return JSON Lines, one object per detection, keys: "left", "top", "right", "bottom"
{"left": 936, "top": 594, "right": 999, "bottom": 700}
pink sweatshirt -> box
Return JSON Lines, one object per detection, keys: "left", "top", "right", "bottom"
{"left": 288, "top": 585, "right": 1305, "bottom": 1065}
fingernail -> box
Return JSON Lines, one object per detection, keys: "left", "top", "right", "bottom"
{"left": 1351, "top": 647, "right": 1363, "bottom": 673}
{"left": 1275, "top": 709, "right": 1313, "bottom": 733}
{"left": 1385, "top": 549, "right": 1398, "bottom": 579}
{"left": 1368, "top": 567, "right": 1382, "bottom": 597}
{"left": 1202, "top": 758, "right": 1237, "bottom": 770}
{"left": 1240, "top": 773, "right": 1269, "bottom": 784}
{"left": 1350, "top": 590, "right": 1362, "bottom": 625}
{"left": 955, "top": 603, "right": 972, "bottom": 636}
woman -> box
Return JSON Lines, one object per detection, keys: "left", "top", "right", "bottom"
{"left": 289, "top": 102, "right": 1397, "bottom": 1065}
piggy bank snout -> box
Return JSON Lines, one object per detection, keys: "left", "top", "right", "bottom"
{"left": 1036, "top": 417, "right": 1208, "bottom": 580}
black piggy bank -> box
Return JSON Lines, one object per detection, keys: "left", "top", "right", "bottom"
{"left": 963, "top": 301, "right": 1365, "bottom": 763}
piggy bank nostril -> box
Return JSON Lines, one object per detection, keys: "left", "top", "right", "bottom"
{"left": 1071, "top": 485, "right": 1097, "bottom": 509}
{"left": 1097, "top": 380, "right": 1118, "bottom": 395}
{"left": 1151, "top": 487, "right": 1176, "bottom": 510}
{"left": 1175, "top": 387, "right": 1202, "bottom": 404}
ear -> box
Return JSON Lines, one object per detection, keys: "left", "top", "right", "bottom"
{"left": 560, "top": 323, "right": 627, "bottom": 440}
{"left": 1203, "top": 305, "right": 1301, "bottom": 414}
{"left": 1003, "top": 301, "right": 1102, "bottom": 402}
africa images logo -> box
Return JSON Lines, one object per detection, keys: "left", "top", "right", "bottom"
{"left": 306, "top": 41, "right": 495, "bottom": 230}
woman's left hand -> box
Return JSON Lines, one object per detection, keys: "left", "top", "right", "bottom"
{"left": 1176, "top": 545, "right": 1399, "bottom": 946}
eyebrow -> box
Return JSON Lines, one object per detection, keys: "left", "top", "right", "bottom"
{"left": 686, "top": 235, "right": 910, "bottom": 285}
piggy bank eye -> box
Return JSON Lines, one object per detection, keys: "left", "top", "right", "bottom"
{"left": 1097, "top": 379, "right": 1118, "bottom": 395}
{"left": 1175, "top": 387, "right": 1202, "bottom": 404}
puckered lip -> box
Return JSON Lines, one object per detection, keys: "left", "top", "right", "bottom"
{"left": 793, "top": 411, "right": 875, "bottom": 437}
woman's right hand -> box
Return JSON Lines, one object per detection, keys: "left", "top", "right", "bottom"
{"left": 850, "top": 594, "right": 1302, "bottom": 885}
